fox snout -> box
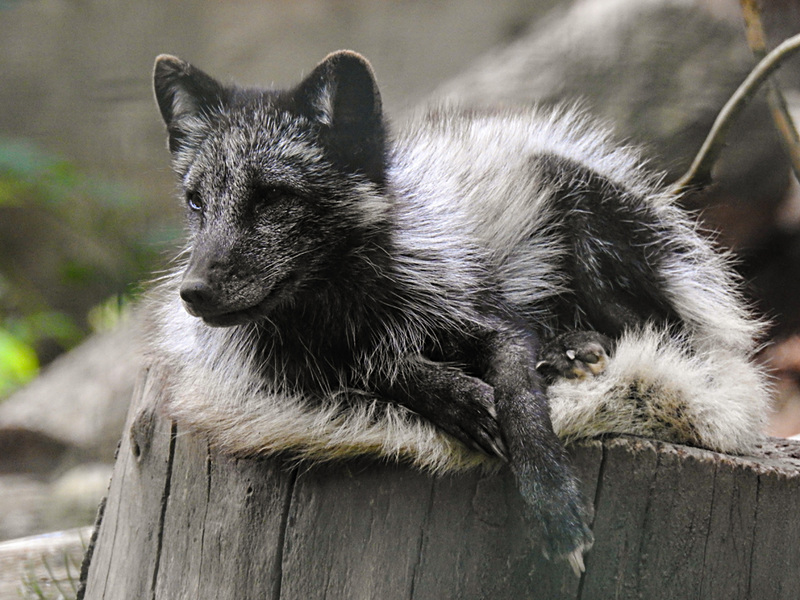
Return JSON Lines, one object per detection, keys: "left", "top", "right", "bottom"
{"left": 179, "top": 274, "right": 266, "bottom": 327}
{"left": 178, "top": 255, "right": 295, "bottom": 327}
{"left": 178, "top": 256, "right": 257, "bottom": 326}
{"left": 179, "top": 277, "right": 217, "bottom": 317}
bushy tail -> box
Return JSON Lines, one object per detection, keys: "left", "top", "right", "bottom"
{"left": 547, "top": 326, "right": 771, "bottom": 454}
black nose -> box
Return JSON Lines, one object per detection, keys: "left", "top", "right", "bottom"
{"left": 180, "top": 278, "right": 216, "bottom": 315}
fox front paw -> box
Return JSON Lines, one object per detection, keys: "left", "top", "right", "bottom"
{"left": 520, "top": 473, "right": 594, "bottom": 576}
{"left": 536, "top": 331, "right": 614, "bottom": 382}
{"left": 444, "top": 374, "right": 508, "bottom": 459}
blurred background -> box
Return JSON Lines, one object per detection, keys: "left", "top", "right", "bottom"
{"left": 1, "top": 0, "right": 800, "bottom": 588}
{"left": 0, "top": 0, "right": 558, "bottom": 393}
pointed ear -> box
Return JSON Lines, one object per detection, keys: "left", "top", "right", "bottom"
{"left": 293, "top": 51, "right": 386, "bottom": 185}
{"left": 153, "top": 55, "right": 225, "bottom": 153}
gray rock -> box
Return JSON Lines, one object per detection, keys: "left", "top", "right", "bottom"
{"left": 0, "top": 318, "right": 141, "bottom": 473}
{"left": 435, "top": 0, "right": 790, "bottom": 250}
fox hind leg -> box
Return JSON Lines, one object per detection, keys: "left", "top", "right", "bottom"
{"left": 536, "top": 331, "right": 614, "bottom": 382}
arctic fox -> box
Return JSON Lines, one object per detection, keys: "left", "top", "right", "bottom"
{"left": 149, "top": 50, "right": 769, "bottom": 568}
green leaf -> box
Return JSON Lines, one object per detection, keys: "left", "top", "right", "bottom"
{"left": 0, "top": 328, "right": 39, "bottom": 397}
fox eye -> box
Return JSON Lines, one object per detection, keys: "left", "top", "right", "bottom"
{"left": 254, "top": 184, "right": 296, "bottom": 206}
{"left": 185, "top": 190, "right": 203, "bottom": 212}
{"left": 257, "top": 186, "right": 281, "bottom": 204}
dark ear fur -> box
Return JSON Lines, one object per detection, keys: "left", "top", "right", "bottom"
{"left": 153, "top": 55, "right": 225, "bottom": 153}
{"left": 293, "top": 50, "right": 387, "bottom": 185}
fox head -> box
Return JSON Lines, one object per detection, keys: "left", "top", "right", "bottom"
{"left": 153, "top": 51, "right": 390, "bottom": 327}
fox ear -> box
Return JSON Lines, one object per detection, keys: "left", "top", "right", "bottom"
{"left": 294, "top": 50, "right": 386, "bottom": 185}
{"left": 153, "top": 55, "right": 225, "bottom": 153}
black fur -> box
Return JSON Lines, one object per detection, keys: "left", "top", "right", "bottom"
{"left": 151, "top": 50, "right": 764, "bottom": 566}
{"left": 531, "top": 155, "right": 682, "bottom": 337}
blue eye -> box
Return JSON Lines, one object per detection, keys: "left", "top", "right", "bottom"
{"left": 186, "top": 190, "right": 203, "bottom": 212}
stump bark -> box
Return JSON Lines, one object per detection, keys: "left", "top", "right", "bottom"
{"left": 80, "top": 365, "right": 800, "bottom": 600}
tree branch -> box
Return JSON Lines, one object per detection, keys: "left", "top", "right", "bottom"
{"left": 671, "top": 32, "right": 800, "bottom": 195}
{"left": 740, "top": 0, "right": 800, "bottom": 185}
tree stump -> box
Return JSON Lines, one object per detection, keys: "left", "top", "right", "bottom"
{"left": 80, "top": 364, "right": 800, "bottom": 599}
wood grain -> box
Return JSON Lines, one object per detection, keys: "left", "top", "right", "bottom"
{"left": 81, "top": 367, "right": 800, "bottom": 599}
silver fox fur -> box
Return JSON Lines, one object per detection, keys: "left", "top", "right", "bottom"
{"left": 147, "top": 50, "right": 770, "bottom": 566}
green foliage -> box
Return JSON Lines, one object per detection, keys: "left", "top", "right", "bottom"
{"left": 0, "top": 139, "right": 81, "bottom": 207}
{"left": 87, "top": 294, "right": 132, "bottom": 333}
{"left": 0, "top": 138, "right": 175, "bottom": 398}
{"left": 19, "top": 547, "right": 82, "bottom": 600}
{"left": 0, "top": 327, "right": 38, "bottom": 397}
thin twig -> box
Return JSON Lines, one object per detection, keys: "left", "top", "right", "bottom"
{"left": 740, "top": 0, "right": 800, "bottom": 185}
{"left": 671, "top": 32, "right": 800, "bottom": 195}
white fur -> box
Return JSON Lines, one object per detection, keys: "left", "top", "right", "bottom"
{"left": 150, "top": 287, "right": 498, "bottom": 473}
{"left": 548, "top": 327, "right": 770, "bottom": 453}
{"left": 148, "top": 103, "right": 771, "bottom": 474}
{"left": 389, "top": 106, "right": 659, "bottom": 329}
